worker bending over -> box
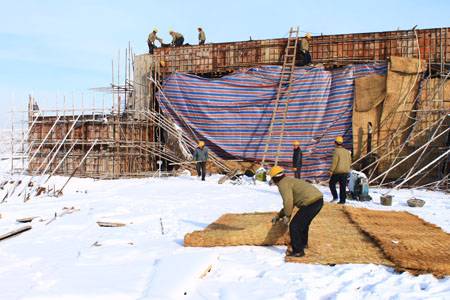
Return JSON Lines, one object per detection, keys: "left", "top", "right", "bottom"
{"left": 169, "top": 30, "right": 184, "bottom": 47}
{"left": 292, "top": 141, "right": 303, "bottom": 179}
{"left": 329, "top": 136, "right": 352, "bottom": 204}
{"left": 198, "top": 27, "right": 206, "bottom": 45}
{"left": 270, "top": 166, "right": 323, "bottom": 257}
{"left": 193, "top": 141, "right": 208, "bottom": 181}
{"left": 147, "top": 28, "right": 163, "bottom": 54}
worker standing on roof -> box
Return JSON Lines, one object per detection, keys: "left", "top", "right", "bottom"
{"left": 169, "top": 30, "right": 184, "bottom": 47}
{"left": 198, "top": 27, "right": 206, "bottom": 45}
{"left": 292, "top": 141, "right": 303, "bottom": 179}
{"left": 300, "top": 33, "right": 312, "bottom": 65}
{"left": 269, "top": 166, "right": 323, "bottom": 257}
{"left": 147, "top": 28, "right": 163, "bottom": 54}
{"left": 193, "top": 141, "right": 208, "bottom": 181}
{"left": 329, "top": 136, "right": 352, "bottom": 204}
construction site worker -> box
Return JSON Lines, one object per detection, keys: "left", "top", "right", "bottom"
{"left": 193, "top": 141, "right": 208, "bottom": 181}
{"left": 292, "top": 141, "right": 302, "bottom": 179}
{"left": 300, "top": 33, "right": 312, "bottom": 65}
{"left": 329, "top": 136, "right": 352, "bottom": 204}
{"left": 169, "top": 30, "right": 184, "bottom": 47}
{"left": 198, "top": 27, "right": 206, "bottom": 45}
{"left": 148, "top": 28, "right": 163, "bottom": 54}
{"left": 269, "top": 166, "right": 323, "bottom": 257}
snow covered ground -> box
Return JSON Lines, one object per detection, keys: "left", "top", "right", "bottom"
{"left": 0, "top": 167, "right": 449, "bottom": 299}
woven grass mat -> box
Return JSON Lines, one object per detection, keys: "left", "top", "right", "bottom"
{"left": 184, "top": 212, "right": 288, "bottom": 247}
{"left": 184, "top": 205, "right": 392, "bottom": 267}
{"left": 284, "top": 204, "right": 393, "bottom": 266}
{"left": 344, "top": 207, "right": 450, "bottom": 277}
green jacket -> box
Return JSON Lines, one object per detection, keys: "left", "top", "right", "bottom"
{"left": 330, "top": 146, "right": 352, "bottom": 174}
{"left": 198, "top": 30, "right": 206, "bottom": 42}
{"left": 193, "top": 147, "right": 208, "bottom": 162}
{"left": 276, "top": 177, "right": 323, "bottom": 218}
{"left": 148, "top": 32, "right": 162, "bottom": 44}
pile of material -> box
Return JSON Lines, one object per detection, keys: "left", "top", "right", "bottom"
{"left": 184, "top": 204, "right": 450, "bottom": 276}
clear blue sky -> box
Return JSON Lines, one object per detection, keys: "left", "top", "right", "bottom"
{"left": 0, "top": 0, "right": 449, "bottom": 126}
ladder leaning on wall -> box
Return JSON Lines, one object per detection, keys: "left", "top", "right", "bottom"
{"left": 261, "top": 26, "right": 299, "bottom": 167}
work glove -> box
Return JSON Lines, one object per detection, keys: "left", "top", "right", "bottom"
{"left": 271, "top": 215, "right": 280, "bottom": 224}
{"left": 281, "top": 216, "right": 290, "bottom": 225}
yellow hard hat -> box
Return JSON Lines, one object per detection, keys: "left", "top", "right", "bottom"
{"left": 153, "top": 28, "right": 158, "bottom": 33}
{"left": 293, "top": 140, "right": 300, "bottom": 146}
{"left": 160, "top": 60, "right": 166, "bottom": 67}
{"left": 169, "top": 28, "right": 174, "bottom": 33}
{"left": 268, "top": 166, "right": 284, "bottom": 177}
{"left": 305, "top": 32, "right": 312, "bottom": 39}
{"left": 198, "top": 141, "right": 205, "bottom": 147}
{"left": 335, "top": 136, "right": 344, "bottom": 144}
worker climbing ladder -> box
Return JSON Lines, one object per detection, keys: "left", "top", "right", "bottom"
{"left": 261, "top": 26, "right": 299, "bottom": 166}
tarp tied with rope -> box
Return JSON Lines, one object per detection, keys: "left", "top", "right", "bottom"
{"left": 157, "top": 64, "right": 387, "bottom": 180}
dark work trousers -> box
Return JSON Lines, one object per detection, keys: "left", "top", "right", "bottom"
{"left": 329, "top": 173, "right": 348, "bottom": 203}
{"left": 148, "top": 43, "right": 156, "bottom": 54}
{"left": 289, "top": 198, "right": 323, "bottom": 253}
{"left": 294, "top": 169, "right": 302, "bottom": 179}
{"left": 304, "top": 51, "right": 311, "bottom": 65}
{"left": 174, "top": 37, "right": 184, "bottom": 46}
{"left": 199, "top": 40, "right": 205, "bottom": 45}
{"left": 196, "top": 161, "right": 207, "bottom": 181}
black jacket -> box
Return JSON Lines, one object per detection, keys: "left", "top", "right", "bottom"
{"left": 293, "top": 147, "right": 302, "bottom": 168}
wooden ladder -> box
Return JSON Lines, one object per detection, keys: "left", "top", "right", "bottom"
{"left": 261, "top": 26, "right": 299, "bottom": 166}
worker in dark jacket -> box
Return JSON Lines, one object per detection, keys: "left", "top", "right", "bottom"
{"left": 269, "top": 166, "right": 323, "bottom": 257}
{"left": 329, "top": 136, "right": 352, "bottom": 204}
{"left": 169, "top": 30, "right": 184, "bottom": 47}
{"left": 198, "top": 27, "right": 206, "bottom": 45}
{"left": 193, "top": 141, "right": 208, "bottom": 181}
{"left": 292, "top": 141, "right": 302, "bottom": 179}
{"left": 147, "top": 28, "right": 163, "bottom": 54}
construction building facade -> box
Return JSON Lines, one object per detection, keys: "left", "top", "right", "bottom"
{"left": 18, "top": 27, "right": 449, "bottom": 189}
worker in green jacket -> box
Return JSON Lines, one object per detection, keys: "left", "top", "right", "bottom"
{"left": 198, "top": 27, "right": 206, "bottom": 45}
{"left": 269, "top": 166, "right": 323, "bottom": 257}
{"left": 193, "top": 141, "right": 208, "bottom": 181}
{"left": 147, "top": 28, "right": 163, "bottom": 54}
{"left": 169, "top": 30, "right": 184, "bottom": 47}
{"left": 329, "top": 136, "right": 352, "bottom": 204}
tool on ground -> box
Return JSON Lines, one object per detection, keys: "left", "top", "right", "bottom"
{"left": 348, "top": 170, "right": 372, "bottom": 201}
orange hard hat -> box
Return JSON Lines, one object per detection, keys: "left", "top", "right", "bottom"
{"left": 268, "top": 166, "right": 284, "bottom": 177}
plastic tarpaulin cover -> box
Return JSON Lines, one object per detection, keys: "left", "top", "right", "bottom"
{"left": 157, "top": 64, "right": 386, "bottom": 179}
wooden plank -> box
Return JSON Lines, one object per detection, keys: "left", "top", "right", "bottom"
{"left": 96, "top": 221, "right": 126, "bottom": 227}
{"left": 0, "top": 225, "right": 32, "bottom": 241}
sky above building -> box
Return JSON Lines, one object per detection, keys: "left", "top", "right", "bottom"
{"left": 0, "top": 0, "right": 449, "bottom": 126}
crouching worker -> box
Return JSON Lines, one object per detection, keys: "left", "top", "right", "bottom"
{"left": 269, "top": 166, "right": 323, "bottom": 257}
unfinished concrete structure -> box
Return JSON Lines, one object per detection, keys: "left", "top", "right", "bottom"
{"left": 13, "top": 27, "right": 449, "bottom": 190}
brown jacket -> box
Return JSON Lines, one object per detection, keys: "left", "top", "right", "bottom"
{"left": 170, "top": 32, "right": 184, "bottom": 43}
{"left": 300, "top": 38, "right": 310, "bottom": 52}
{"left": 330, "top": 146, "right": 352, "bottom": 174}
{"left": 276, "top": 176, "right": 323, "bottom": 218}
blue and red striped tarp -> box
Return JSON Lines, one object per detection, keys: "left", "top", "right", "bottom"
{"left": 158, "top": 64, "right": 387, "bottom": 179}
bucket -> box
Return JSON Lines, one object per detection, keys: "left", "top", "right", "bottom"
{"left": 380, "top": 195, "right": 392, "bottom": 206}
